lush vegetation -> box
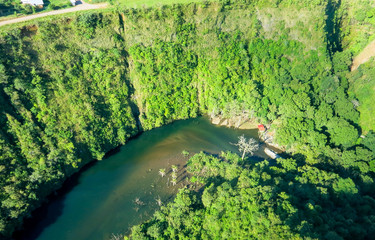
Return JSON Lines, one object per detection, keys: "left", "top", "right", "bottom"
{"left": 348, "top": 60, "right": 375, "bottom": 134}
{"left": 0, "top": 0, "right": 374, "bottom": 239}
{"left": 0, "top": 13, "right": 138, "bottom": 237}
{"left": 0, "top": 0, "right": 36, "bottom": 17}
{"left": 0, "top": 0, "right": 73, "bottom": 18}
{"left": 339, "top": 0, "right": 375, "bottom": 55}
{"left": 129, "top": 152, "right": 375, "bottom": 239}
{"left": 124, "top": 0, "right": 375, "bottom": 238}
{"left": 90, "top": 0, "right": 214, "bottom": 7}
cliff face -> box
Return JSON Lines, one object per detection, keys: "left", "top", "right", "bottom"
{"left": 0, "top": 13, "right": 139, "bottom": 237}
{"left": 0, "top": 0, "right": 364, "bottom": 237}
{"left": 122, "top": 1, "right": 329, "bottom": 130}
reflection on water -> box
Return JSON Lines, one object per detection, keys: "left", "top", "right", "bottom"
{"left": 18, "top": 117, "right": 268, "bottom": 240}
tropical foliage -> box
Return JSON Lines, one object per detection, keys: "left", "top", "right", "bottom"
{"left": 128, "top": 152, "right": 375, "bottom": 239}
{"left": 0, "top": 0, "right": 374, "bottom": 238}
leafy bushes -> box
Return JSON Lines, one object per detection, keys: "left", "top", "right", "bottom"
{"left": 0, "top": 17, "right": 137, "bottom": 237}
{"left": 75, "top": 13, "right": 102, "bottom": 39}
{"left": 326, "top": 117, "right": 359, "bottom": 148}
{"left": 349, "top": 59, "right": 375, "bottom": 133}
{"left": 0, "top": 0, "right": 374, "bottom": 238}
{"left": 129, "top": 40, "right": 199, "bottom": 129}
{"left": 128, "top": 152, "right": 375, "bottom": 239}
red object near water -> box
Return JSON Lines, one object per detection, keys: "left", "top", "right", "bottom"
{"left": 258, "top": 124, "right": 265, "bottom": 131}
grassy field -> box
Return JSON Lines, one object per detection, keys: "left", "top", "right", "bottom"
{"left": 0, "top": 0, "right": 207, "bottom": 22}
{"left": 349, "top": 58, "right": 375, "bottom": 133}
{"left": 110, "top": 0, "right": 211, "bottom": 8}
{"left": 49, "top": 0, "right": 72, "bottom": 8}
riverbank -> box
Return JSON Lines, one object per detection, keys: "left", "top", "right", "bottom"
{"left": 210, "top": 115, "right": 284, "bottom": 151}
{"left": 210, "top": 115, "right": 258, "bottom": 129}
{"left": 14, "top": 117, "right": 263, "bottom": 240}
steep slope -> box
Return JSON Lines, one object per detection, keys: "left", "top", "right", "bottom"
{"left": 0, "top": 14, "right": 139, "bottom": 237}
{"left": 340, "top": 0, "right": 375, "bottom": 55}
{"left": 351, "top": 39, "right": 375, "bottom": 71}
{"left": 0, "top": 0, "right": 373, "bottom": 238}
{"left": 348, "top": 59, "right": 375, "bottom": 133}
{"left": 337, "top": 0, "right": 375, "bottom": 132}
{"left": 122, "top": 1, "right": 329, "bottom": 130}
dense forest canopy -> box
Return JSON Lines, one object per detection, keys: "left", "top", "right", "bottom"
{"left": 128, "top": 152, "right": 375, "bottom": 239}
{"left": 0, "top": 0, "right": 374, "bottom": 238}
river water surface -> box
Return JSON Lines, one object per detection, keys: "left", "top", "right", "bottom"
{"left": 18, "top": 117, "right": 268, "bottom": 240}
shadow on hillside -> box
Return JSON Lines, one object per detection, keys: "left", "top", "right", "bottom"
{"left": 325, "top": 0, "right": 342, "bottom": 55}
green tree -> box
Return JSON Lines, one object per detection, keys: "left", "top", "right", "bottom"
{"left": 159, "top": 168, "right": 166, "bottom": 177}
{"left": 363, "top": 131, "right": 375, "bottom": 153}
{"left": 326, "top": 118, "right": 359, "bottom": 148}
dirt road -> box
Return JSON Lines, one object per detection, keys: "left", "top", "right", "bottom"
{"left": 351, "top": 38, "right": 375, "bottom": 71}
{"left": 0, "top": 2, "right": 108, "bottom": 27}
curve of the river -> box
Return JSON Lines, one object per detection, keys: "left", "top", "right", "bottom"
{"left": 16, "top": 117, "right": 269, "bottom": 240}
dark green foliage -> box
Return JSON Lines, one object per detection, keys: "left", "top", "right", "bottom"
{"left": 0, "top": 0, "right": 374, "bottom": 238}
{"left": 363, "top": 132, "right": 375, "bottom": 153}
{"left": 327, "top": 117, "right": 359, "bottom": 148}
{"left": 332, "top": 51, "right": 352, "bottom": 75}
{"left": 75, "top": 13, "right": 102, "bottom": 39}
{"left": 0, "top": 0, "right": 25, "bottom": 17}
{"left": 348, "top": 59, "right": 375, "bottom": 133}
{"left": 129, "top": 152, "right": 375, "bottom": 240}
{"left": 129, "top": 40, "right": 199, "bottom": 129}
{"left": 122, "top": 2, "right": 375, "bottom": 239}
{"left": 0, "top": 15, "right": 138, "bottom": 237}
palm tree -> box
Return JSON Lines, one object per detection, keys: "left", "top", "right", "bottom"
{"left": 171, "top": 172, "right": 177, "bottom": 180}
{"left": 171, "top": 165, "right": 178, "bottom": 173}
{"left": 110, "top": 233, "right": 124, "bottom": 240}
{"left": 171, "top": 178, "right": 177, "bottom": 186}
{"left": 159, "top": 168, "right": 166, "bottom": 177}
{"left": 182, "top": 150, "right": 189, "bottom": 156}
{"left": 155, "top": 196, "right": 162, "bottom": 206}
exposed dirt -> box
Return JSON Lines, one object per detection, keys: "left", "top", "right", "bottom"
{"left": 210, "top": 115, "right": 259, "bottom": 129}
{"left": 0, "top": 1, "right": 108, "bottom": 27}
{"left": 351, "top": 38, "right": 375, "bottom": 71}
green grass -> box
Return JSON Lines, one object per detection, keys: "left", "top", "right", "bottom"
{"left": 48, "top": 0, "right": 72, "bottom": 8}
{"left": 0, "top": 0, "right": 207, "bottom": 23}
{"left": 349, "top": 58, "right": 375, "bottom": 133}
{"left": 354, "top": 85, "right": 375, "bottom": 133}
{"left": 111, "top": 0, "right": 211, "bottom": 8}
{"left": 341, "top": 0, "right": 375, "bottom": 55}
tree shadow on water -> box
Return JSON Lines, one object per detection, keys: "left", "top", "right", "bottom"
{"left": 12, "top": 160, "right": 99, "bottom": 240}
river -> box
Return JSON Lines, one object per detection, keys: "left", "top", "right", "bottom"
{"left": 16, "top": 117, "right": 268, "bottom": 240}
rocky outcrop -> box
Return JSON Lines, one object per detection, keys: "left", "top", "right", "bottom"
{"left": 210, "top": 115, "right": 259, "bottom": 129}
{"left": 210, "top": 115, "right": 284, "bottom": 151}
